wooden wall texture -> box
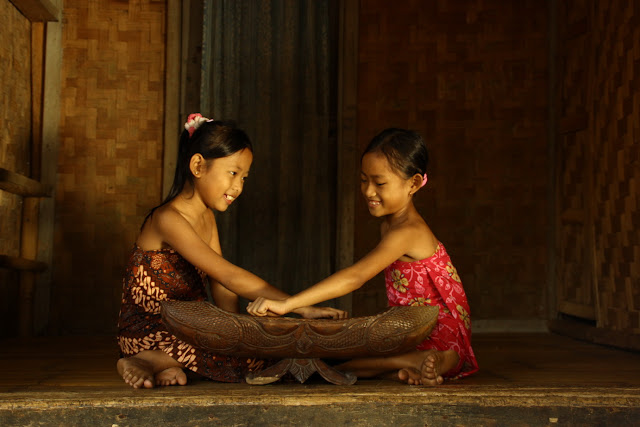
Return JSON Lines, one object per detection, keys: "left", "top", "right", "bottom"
{"left": 51, "top": 0, "right": 166, "bottom": 334}
{"left": 556, "top": 0, "right": 640, "bottom": 341}
{"left": 353, "top": 0, "right": 549, "bottom": 320}
{"left": 0, "top": 1, "right": 32, "bottom": 336}
{"left": 591, "top": 2, "right": 640, "bottom": 336}
{"left": 555, "top": 0, "right": 594, "bottom": 323}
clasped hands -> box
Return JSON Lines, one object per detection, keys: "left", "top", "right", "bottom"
{"left": 247, "top": 297, "right": 348, "bottom": 319}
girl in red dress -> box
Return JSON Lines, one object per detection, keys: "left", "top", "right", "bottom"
{"left": 248, "top": 128, "right": 478, "bottom": 385}
{"left": 117, "top": 114, "right": 345, "bottom": 389}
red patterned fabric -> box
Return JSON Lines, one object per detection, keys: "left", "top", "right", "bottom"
{"left": 384, "top": 242, "right": 479, "bottom": 378}
{"left": 117, "top": 245, "right": 265, "bottom": 382}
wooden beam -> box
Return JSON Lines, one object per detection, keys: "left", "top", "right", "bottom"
{"left": 163, "top": 0, "right": 182, "bottom": 199}
{"left": 0, "top": 255, "right": 47, "bottom": 272}
{"left": 546, "top": 0, "right": 557, "bottom": 322}
{"left": 0, "top": 168, "right": 51, "bottom": 197}
{"left": 549, "top": 318, "right": 640, "bottom": 352}
{"left": 9, "top": 0, "right": 58, "bottom": 22}
{"left": 31, "top": 22, "right": 45, "bottom": 181}
{"left": 558, "top": 300, "right": 596, "bottom": 320}
{"left": 334, "top": 0, "right": 359, "bottom": 313}
{"left": 34, "top": 0, "right": 63, "bottom": 335}
{"left": 18, "top": 21, "right": 47, "bottom": 337}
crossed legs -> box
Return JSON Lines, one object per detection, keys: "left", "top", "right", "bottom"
{"left": 334, "top": 349, "right": 459, "bottom": 386}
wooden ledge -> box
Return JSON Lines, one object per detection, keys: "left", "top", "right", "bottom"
{"left": 0, "top": 254, "right": 47, "bottom": 272}
{"left": 9, "top": 0, "right": 58, "bottom": 22}
{"left": 549, "top": 318, "right": 640, "bottom": 352}
{"left": 0, "top": 168, "right": 51, "bottom": 197}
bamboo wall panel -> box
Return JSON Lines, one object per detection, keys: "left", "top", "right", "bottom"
{"left": 53, "top": 0, "right": 165, "bottom": 334}
{"left": 555, "top": 1, "right": 595, "bottom": 320}
{"left": 0, "top": 0, "right": 32, "bottom": 336}
{"left": 354, "top": 0, "right": 549, "bottom": 319}
{"left": 590, "top": 2, "right": 640, "bottom": 334}
{"left": 557, "top": 131, "right": 594, "bottom": 317}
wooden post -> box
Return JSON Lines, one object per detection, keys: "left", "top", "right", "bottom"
{"left": 163, "top": 0, "right": 182, "bottom": 199}
{"left": 18, "top": 21, "right": 46, "bottom": 337}
{"left": 34, "top": 0, "right": 63, "bottom": 334}
{"left": 546, "top": 0, "right": 557, "bottom": 323}
{"left": 335, "top": 0, "right": 359, "bottom": 313}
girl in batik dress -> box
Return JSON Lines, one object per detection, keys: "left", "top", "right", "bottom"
{"left": 248, "top": 128, "right": 478, "bottom": 385}
{"left": 117, "top": 114, "right": 345, "bottom": 389}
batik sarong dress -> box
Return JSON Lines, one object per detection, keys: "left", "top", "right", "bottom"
{"left": 117, "top": 245, "right": 265, "bottom": 382}
{"left": 384, "top": 242, "right": 479, "bottom": 379}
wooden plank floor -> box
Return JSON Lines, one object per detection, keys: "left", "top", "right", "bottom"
{"left": 1, "top": 333, "right": 640, "bottom": 426}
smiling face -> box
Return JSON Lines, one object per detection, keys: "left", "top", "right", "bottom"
{"left": 193, "top": 148, "right": 253, "bottom": 212}
{"left": 360, "top": 152, "right": 415, "bottom": 218}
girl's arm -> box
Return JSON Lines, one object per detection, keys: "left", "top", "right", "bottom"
{"left": 207, "top": 219, "right": 240, "bottom": 312}
{"left": 154, "top": 208, "right": 290, "bottom": 301}
{"left": 211, "top": 282, "right": 239, "bottom": 312}
{"left": 246, "top": 226, "right": 418, "bottom": 316}
{"left": 155, "top": 208, "right": 347, "bottom": 319}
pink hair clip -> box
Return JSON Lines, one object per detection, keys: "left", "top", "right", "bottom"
{"left": 184, "top": 113, "right": 213, "bottom": 138}
{"left": 420, "top": 173, "right": 428, "bottom": 188}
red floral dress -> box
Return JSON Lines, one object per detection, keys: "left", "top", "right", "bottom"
{"left": 384, "top": 242, "right": 479, "bottom": 379}
{"left": 117, "top": 245, "right": 265, "bottom": 382}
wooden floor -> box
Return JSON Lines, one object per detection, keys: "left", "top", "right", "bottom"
{"left": 1, "top": 333, "right": 640, "bottom": 426}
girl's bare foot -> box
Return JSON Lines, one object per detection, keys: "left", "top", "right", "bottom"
{"left": 397, "top": 367, "right": 422, "bottom": 385}
{"left": 155, "top": 366, "right": 188, "bottom": 387}
{"left": 398, "top": 349, "right": 459, "bottom": 386}
{"left": 117, "top": 356, "right": 155, "bottom": 389}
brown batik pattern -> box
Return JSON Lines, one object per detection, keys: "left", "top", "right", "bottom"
{"left": 117, "top": 245, "right": 265, "bottom": 382}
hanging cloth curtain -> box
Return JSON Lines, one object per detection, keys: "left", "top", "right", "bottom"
{"left": 200, "top": 0, "right": 336, "bottom": 298}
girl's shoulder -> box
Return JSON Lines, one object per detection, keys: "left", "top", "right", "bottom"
{"left": 385, "top": 216, "right": 438, "bottom": 262}
{"left": 153, "top": 202, "right": 210, "bottom": 228}
{"left": 137, "top": 204, "right": 191, "bottom": 250}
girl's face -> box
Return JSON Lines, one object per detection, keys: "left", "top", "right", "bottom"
{"left": 194, "top": 148, "right": 253, "bottom": 212}
{"left": 360, "top": 152, "right": 415, "bottom": 218}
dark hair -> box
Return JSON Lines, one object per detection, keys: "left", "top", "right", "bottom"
{"left": 142, "top": 119, "right": 252, "bottom": 227}
{"left": 362, "top": 128, "right": 428, "bottom": 179}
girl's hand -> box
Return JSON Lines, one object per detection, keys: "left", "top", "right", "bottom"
{"left": 296, "top": 306, "right": 348, "bottom": 319}
{"left": 247, "top": 297, "right": 288, "bottom": 317}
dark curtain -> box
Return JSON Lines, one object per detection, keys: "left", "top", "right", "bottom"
{"left": 200, "top": 0, "right": 337, "bottom": 301}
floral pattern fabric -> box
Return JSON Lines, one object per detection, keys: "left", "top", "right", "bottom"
{"left": 117, "top": 245, "right": 264, "bottom": 382}
{"left": 385, "top": 242, "right": 479, "bottom": 378}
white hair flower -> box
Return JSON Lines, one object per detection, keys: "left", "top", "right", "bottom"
{"left": 184, "top": 113, "right": 213, "bottom": 137}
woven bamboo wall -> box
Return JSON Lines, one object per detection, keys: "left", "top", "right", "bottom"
{"left": 555, "top": 0, "right": 595, "bottom": 320}
{"left": 0, "top": 0, "right": 32, "bottom": 336}
{"left": 554, "top": 1, "right": 639, "bottom": 343}
{"left": 52, "top": 0, "right": 166, "bottom": 334}
{"left": 590, "top": 2, "right": 640, "bottom": 334}
{"left": 353, "top": 0, "right": 549, "bottom": 320}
